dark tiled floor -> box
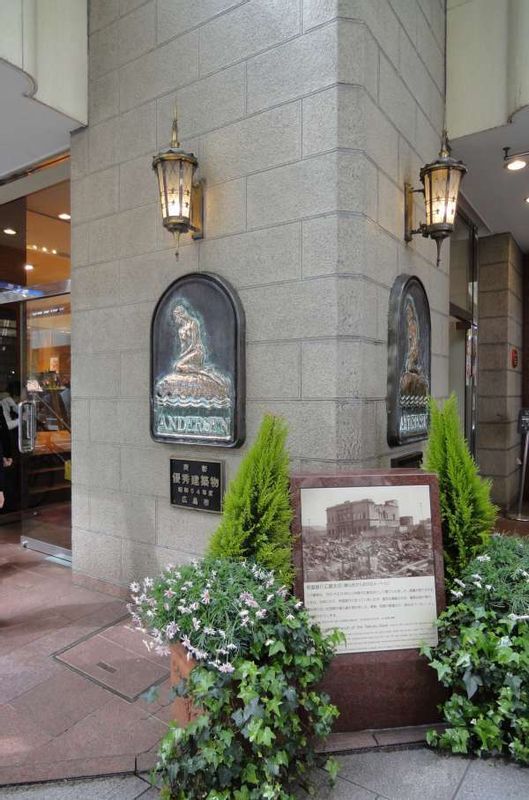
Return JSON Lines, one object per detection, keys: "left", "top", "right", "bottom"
{"left": 0, "top": 529, "right": 171, "bottom": 786}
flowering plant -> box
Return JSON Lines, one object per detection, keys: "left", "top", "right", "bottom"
{"left": 130, "top": 558, "right": 343, "bottom": 799}
{"left": 422, "top": 536, "right": 529, "bottom": 764}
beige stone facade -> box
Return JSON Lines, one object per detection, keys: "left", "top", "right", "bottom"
{"left": 70, "top": 0, "right": 449, "bottom": 586}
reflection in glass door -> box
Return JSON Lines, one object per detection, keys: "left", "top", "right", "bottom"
{"left": 449, "top": 210, "right": 478, "bottom": 454}
{"left": 20, "top": 295, "right": 71, "bottom": 556}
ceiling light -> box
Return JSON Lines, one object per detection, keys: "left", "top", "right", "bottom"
{"left": 525, "top": 197, "right": 529, "bottom": 204}
{"left": 3, "top": 228, "right": 16, "bottom": 235}
{"left": 30, "top": 244, "right": 37, "bottom": 250}
{"left": 51, "top": 249, "right": 57, "bottom": 254}
{"left": 58, "top": 213, "right": 71, "bottom": 220}
{"left": 503, "top": 147, "right": 529, "bottom": 171}
{"left": 42, "top": 246, "right": 48, "bottom": 252}
{"left": 24, "top": 264, "right": 34, "bottom": 271}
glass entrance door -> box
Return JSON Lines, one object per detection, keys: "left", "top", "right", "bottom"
{"left": 0, "top": 177, "right": 71, "bottom": 558}
{"left": 19, "top": 295, "right": 71, "bottom": 556}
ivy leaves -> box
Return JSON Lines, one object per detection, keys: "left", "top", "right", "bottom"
{"left": 151, "top": 569, "right": 341, "bottom": 799}
{"left": 424, "top": 539, "right": 529, "bottom": 764}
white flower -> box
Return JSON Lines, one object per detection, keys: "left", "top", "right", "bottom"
{"left": 450, "top": 590, "right": 463, "bottom": 598}
{"left": 476, "top": 555, "right": 491, "bottom": 562}
{"left": 189, "top": 602, "right": 199, "bottom": 611}
{"left": 294, "top": 601, "right": 303, "bottom": 609}
{"left": 165, "top": 621, "right": 179, "bottom": 639}
{"left": 453, "top": 579, "right": 466, "bottom": 588}
{"left": 218, "top": 662, "right": 235, "bottom": 673}
{"left": 240, "top": 592, "right": 259, "bottom": 608}
{"left": 471, "top": 574, "right": 482, "bottom": 581}
{"left": 201, "top": 589, "right": 211, "bottom": 605}
{"left": 256, "top": 609, "right": 267, "bottom": 619}
{"left": 181, "top": 635, "right": 192, "bottom": 650}
{"left": 473, "top": 582, "right": 482, "bottom": 589}
{"left": 285, "top": 613, "right": 295, "bottom": 621}
{"left": 155, "top": 645, "right": 171, "bottom": 657}
{"left": 164, "top": 588, "right": 176, "bottom": 599}
{"left": 485, "top": 585, "right": 492, "bottom": 591}
{"left": 192, "top": 617, "right": 201, "bottom": 631}
{"left": 203, "top": 626, "right": 216, "bottom": 636}
{"left": 143, "top": 577, "right": 154, "bottom": 589}
{"left": 143, "top": 639, "right": 154, "bottom": 651}
{"left": 265, "top": 639, "right": 274, "bottom": 646}
{"left": 217, "top": 629, "right": 226, "bottom": 638}
{"left": 146, "top": 609, "right": 154, "bottom": 617}
{"left": 227, "top": 643, "right": 237, "bottom": 651}
{"left": 266, "top": 594, "right": 275, "bottom": 603}
{"left": 130, "top": 581, "right": 140, "bottom": 593}
{"left": 470, "top": 718, "right": 477, "bottom": 725}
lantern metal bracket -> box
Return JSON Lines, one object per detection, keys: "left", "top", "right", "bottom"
{"left": 190, "top": 179, "right": 204, "bottom": 240}
{"left": 404, "top": 183, "right": 427, "bottom": 242}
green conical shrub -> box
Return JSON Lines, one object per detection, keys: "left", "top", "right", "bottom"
{"left": 207, "top": 414, "right": 294, "bottom": 584}
{"left": 423, "top": 394, "right": 497, "bottom": 583}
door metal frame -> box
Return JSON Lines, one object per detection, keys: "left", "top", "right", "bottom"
{"left": 0, "top": 286, "right": 72, "bottom": 558}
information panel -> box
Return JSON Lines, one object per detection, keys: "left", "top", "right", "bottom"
{"left": 299, "top": 480, "right": 440, "bottom": 654}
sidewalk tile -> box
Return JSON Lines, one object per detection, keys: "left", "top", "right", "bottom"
{"left": 0, "top": 774, "right": 149, "bottom": 798}
{"left": 456, "top": 758, "right": 529, "bottom": 799}
{"left": 336, "top": 748, "right": 468, "bottom": 800}
{"left": 10, "top": 669, "right": 111, "bottom": 737}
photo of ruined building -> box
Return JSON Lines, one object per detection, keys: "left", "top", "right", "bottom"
{"left": 302, "top": 491, "right": 433, "bottom": 583}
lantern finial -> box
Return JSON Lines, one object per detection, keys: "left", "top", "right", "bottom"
{"left": 439, "top": 129, "right": 450, "bottom": 159}
{"left": 171, "top": 107, "right": 180, "bottom": 148}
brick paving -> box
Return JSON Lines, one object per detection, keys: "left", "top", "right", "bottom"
{"left": 0, "top": 530, "right": 169, "bottom": 786}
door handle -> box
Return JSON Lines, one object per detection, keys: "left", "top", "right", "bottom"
{"left": 18, "top": 400, "right": 37, "bottom": 453}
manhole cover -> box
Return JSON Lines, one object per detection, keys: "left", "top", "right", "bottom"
{"left": 55, "top": 622, "right": 169, "bottom": 701}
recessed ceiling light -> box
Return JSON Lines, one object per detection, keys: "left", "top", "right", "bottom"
{"left": 503, "top": 146, "right": 529, "bottom": 171}
{"left": 24, "top": 264, "right": 34, "bottom": 271}
{"left": 58, "top": 212, "right": 71, "bottom": 221}
{"left": 3, "top": 228, "right": 16, "bottom": 235}
{"left": 30, "top": 244, "right": 37, "bottom": 250}
{"left": 51, "top": 249, "right": 57, "bottom": 254}
{"left": 525, "top": 197, "right": 529, "bottom": 204}
{"left": 42, "top": 246, "right": 48, "bottom": 252}
{"left": 507, "top": 159, "right": 527, "bottom": 171}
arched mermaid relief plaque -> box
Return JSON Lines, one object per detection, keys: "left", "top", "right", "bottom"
{"left": 387, "top": 275, "right": 431, "bottom": 446}
{"left": 151, "top": 273, "right": 245, "bottom": 447}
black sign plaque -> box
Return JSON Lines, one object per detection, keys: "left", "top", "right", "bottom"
{"left": 170, "top": 458, "right": 224, "bottom": 513}
{"left": 151, "top": 272, "right": 245, "bottom": 447}
{"left": 387, "top": 275, "right": 431, "bottom": 446}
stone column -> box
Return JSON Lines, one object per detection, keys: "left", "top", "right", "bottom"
{"left": 477, "top": 233, "right": 523, "bottom": 508}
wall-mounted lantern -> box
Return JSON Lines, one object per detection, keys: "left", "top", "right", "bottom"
{"left": 404, "top": 130, "right": 467, "bottom": 266}
{"left": 152, "top": 113, "right": 203, "bottom": 256}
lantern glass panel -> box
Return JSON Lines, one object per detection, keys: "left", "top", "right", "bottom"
{"left": 156, "top": 158, "right": 195, "bottom": 226}
{"left": 424, "top": 165, "right": 463, "bottom": 229}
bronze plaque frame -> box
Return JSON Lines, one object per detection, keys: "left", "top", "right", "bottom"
{"left": 292, "top": 470, "right": 446, "bottom": 732}
{"left": 151, "top": 272, "right": 245, "bottom": 447}
{"left": 387, "top": 274, "right": 431, "bottom": 446}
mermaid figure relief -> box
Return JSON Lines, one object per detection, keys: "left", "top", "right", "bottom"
{"left": 399, "top": 298, "right": 429, "bottom": 398}
{"left": 155, "top": 303, "right": 231, "bottom": 407}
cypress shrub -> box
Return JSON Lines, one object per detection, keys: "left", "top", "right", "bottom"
{"left": 207, "top": 414, "right": 294, "bottom": 584}
{"left": 423, "top": 394, "right": 497, "bottom": 582}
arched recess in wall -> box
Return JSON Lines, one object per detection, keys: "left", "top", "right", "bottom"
{"left": 151, "top": 272, "right": 245, "bottom": 448}
{"left": 387, "top": 275, "right": 431, "bottom": 447}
